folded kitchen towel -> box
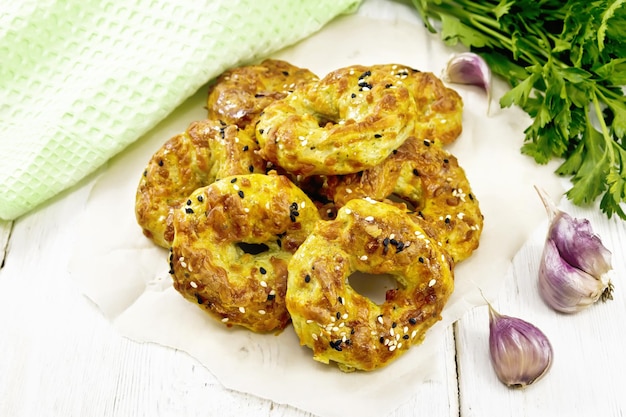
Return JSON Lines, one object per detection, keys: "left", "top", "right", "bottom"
{"left": 0, "top": 0, "right": 361, "bottom": 220}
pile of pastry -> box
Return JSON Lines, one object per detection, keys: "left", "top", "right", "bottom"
{"left": 135, "top": 59, "right": 483, "bottom": 372}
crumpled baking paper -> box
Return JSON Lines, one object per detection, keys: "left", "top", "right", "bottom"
{"left": 0, "top": 0, "right": 361, "bottom": 221}
{"left": 68, "top": 1, "right": 565, "bottom": 416}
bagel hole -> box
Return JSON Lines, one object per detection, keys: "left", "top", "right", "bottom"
{"left": 348, "top": 272, "right": 399, "bottom": 305}
{"left": 237, "top": 242, "right": 270, "bottom": 255}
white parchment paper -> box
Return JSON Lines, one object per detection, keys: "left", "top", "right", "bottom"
{"left": 69, "top": 2, "right": 564, "bottom": 416}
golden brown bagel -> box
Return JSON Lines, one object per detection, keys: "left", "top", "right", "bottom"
{"left": 207, "top": 59, "right": 319, "bottom": 136}
{"left": 368, "top": 64, "right": 463, "bottom": 145}
{"left": 135, "top": 120, "right": 266, "bottom": 248}
{"left": 286, "top": 198, "right": 454, "bottom": 371}
{"left": 307, "top": 136, "right": 483, "bottom": 263}
{"left": 170, "top": 173, "right": 321, "bottom": 333}
{"left": 256, "top": 65, "right": 418, "bottom": 176}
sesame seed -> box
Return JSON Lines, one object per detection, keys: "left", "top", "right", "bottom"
{"left": 190, "top": 281, "right": 198, "bottom": 288}
{"left": 260, "top": 280, "right": 267, "bottom": 287}
{"left": 390, "top": 328, "right": 395, "bottom": 337}
{"left": 377, "top": 315, "right": 384, "bottom": 324}
{"left": 345, "top": 209, "right": 352, "bottom": 215}
{"left": 221, "top": 317, "right": 229, "bottom": 323}
{"left": 360, "top": 255, "right": 368, "bottom": 261}
{"left": 306, "top": 319, "right": 314, "bottom": 324}
{"left": 342, "top": 313, "right": 348, "bottom": 320}
{"left": 312, "top": 333, "right": 318, "bottom": 341}
{"left": 258, "top": 309, "right": 266, "bottom": 315}
{"left": 389, "top": 345, "right": 396, "bottom": 352}
{"left": 429, "top": 279, "right": 436, "bottom": 287}
{"left": 411, "top": 330, "right": 418, "bottom": 338}
{"left": 365, "top": 216, "right": 374, "bottom": 222}
{"left": 239, "top": 307, "right": 246, "bottom": 313}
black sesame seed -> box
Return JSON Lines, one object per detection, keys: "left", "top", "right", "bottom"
{"left": 385, "top": 83, "right": 393, "bottom": 88}
{"left": 330, "top": 340, "right": 342, "bottom": 351}
{"left": 338, "top": 296, "right": 344, "bottom": 304}
{"left": 469, "top": 193, "right": 474, "bottom": 200}
{"left": 443, "top": 158, "right": 449, "bottom": 164}
{"left": 185, "top": 207, "right": 194, "bottom": 214}
{"left": 413, "top": 168, "right": 419, "bottom": 176}
{"left": 409, "top": 317, "right": 417, "bottom": 325}
{"left": 260, "top": 267, "right": 267, "bottom": 275}
{"left": 158, "top": 159, "right": 163, "bottom": 166}
{"left": 304, "top": 274, "right": 311, "bottom": 283}
{"left": 336, "top": 312, "right": 341, "bottom": 319}
{"left": 423, "top": 140, "right": 430, "bottom": 147}
{"left": 238, "top": 190, "right": 244, "bottom": 198}
{"left": 259, "top": 128, "right": 264, "bottom": 134}
{"left": 359, "top": 70, "right": 371, "bottom": 79}
{"left": 267, "top": 294, "right": 276, "bottom": 301}
{"left": 351, "top": 93, "right": 356, "bottom": 98}
{"left": 445, "top": 217, "right": 451, "bottom": 224}
{"left": 392, "top": 322, "right": 397, "bottom": 328}
{"left": 194, "top": 293, "right": 203, "bottom": 304}
{"left": 143, "top": 170, "right": 147, "bottom": 177}
{"left": 254, "top": 93, "right": 264, "bottom": 98}
{"left": 418, "top": 257, "right": 424, "bottom": 263}
{"left": 282, "top": 70, "right": 289, "bottom": 76}
{"left": 230, "top": 178, "right": 237, "bottom": 183}
{"left": 197, "top": 195, "right": 204, "bottom": 202}
{"left": 374, "top": 133, "right": 382, "bottom": 138}
{"left": 403, "top": 334, "right": 410, "bottom": 340}
{"left": 379, "top": 336, "right": 385, "bottom": 344}
{"left": 243, "top": 145, "right": 249, "bottom": 151}
{"left": 186, "top": 199, "right": 192, "bottom": 205}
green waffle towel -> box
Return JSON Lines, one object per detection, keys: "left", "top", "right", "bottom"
{"left": 0, "top": 0, "right": 361, "bottom": 220}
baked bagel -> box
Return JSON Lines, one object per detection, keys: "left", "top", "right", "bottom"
{"left": 256, "top": 65, "right": 418, "bottom": 176}
{"left": 207, "top": 59, "right": 319, "bottom": 135}
{"left": 170, "top": 173, "right": 321, "bottom": 333}
{"left": 308, "top": 136, "right": 483, "bottom": 263}
{"left": 135, "top": 120, "right": 266, "bottom": 248}
{"left": 286, "top": 198, "right": 455, "bottom": 372}
{"left": 369, "top": 64, "right": 463, "bottom": 145}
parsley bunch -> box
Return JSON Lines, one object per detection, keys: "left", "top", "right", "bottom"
{"left": 410, "top": 0, "right": 626, "bottom": 219}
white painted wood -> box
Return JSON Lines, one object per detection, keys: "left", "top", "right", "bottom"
{"left": 0, "top": 177, "right": 459, "bottom": 417}
{"left": 455, "top": 201, "right": 626, "bottom": 417}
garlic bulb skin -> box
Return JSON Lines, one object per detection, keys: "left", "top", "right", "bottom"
{"left": 488, "top": 305, "right": 553, "bottom": 388}
{"left": 535, "top": 186, "right": 614, "bottom": 313}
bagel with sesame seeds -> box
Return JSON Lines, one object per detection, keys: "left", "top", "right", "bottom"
{"left": 307, "top": 136, "right": 483, "bottom": 263}
{"left": 170, "top": 173, "right": 321, "bottom": 333}
{"left": 255, "top": 64, "right": 419, "bottom": 176}
{"left": 135, "top": 119, "right": 266, "bottom": 249}
{"left": 206, "top": 59, "right": 319, "bottom": 136}
{"left": 285, "top": 198, "right": 455, "bottom": 372}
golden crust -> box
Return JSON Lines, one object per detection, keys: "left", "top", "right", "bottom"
{"left": 256, "top": 65, "right": 418, "bottom": 176}
{"left": 170, "top": 173, "right": 321, "bottom": 333}
{"left": 207, "top": 59, "right": 319, "bottom": 136}
{"left": 135, "top": 120, "right": 266, "bottom": 248}
{"left": 306, "top": 136, "right": 483, "bottom": 263}
{"left": 286, "top": 198, "right": 454, "bottom": 372}
{"left": 369, "top": 65, "right": 464, "bottom": 145}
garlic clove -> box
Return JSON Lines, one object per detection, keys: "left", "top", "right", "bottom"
{"left": 488, "top": 305, "right": 553, "bottom": 388}
{"left": 443, "top": 52, "right": 492, "bottom": 111}
{"left": 539, "top": 239, "right": 605, "bottom": 313}
{"left": 535, "top": 186, "right": 615, "bottom": 313}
